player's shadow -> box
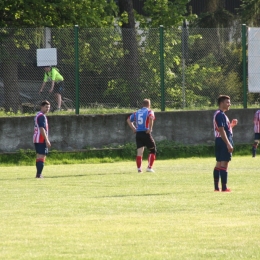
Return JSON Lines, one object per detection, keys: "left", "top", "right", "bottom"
{"left": 94, "top": 193, "right": 172, "bottom": 198}
{"left": 44, "top": 174, "right": 87, "bottom": 178}
{"left": 48, "top": 173, "right": 108, "bottom": 178}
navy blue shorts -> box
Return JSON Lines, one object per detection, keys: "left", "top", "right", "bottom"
{"left": 34, "top": 143, "right": 48, "bottom": 155}
{"left": 215, "top": 137, "right": 233, "bottom": 162}
{"left": 254, "top": 133, "right": 260, "bottom": 140}
{"left": 53, "top": 81, "right": 64, "bottom": 94}
{"left": 136, "top": 131, "right": 156, "bottom": 150}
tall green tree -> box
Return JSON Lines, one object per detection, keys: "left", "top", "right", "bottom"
{"left": 143, "top": 0, "right": 193, "bottom": 28}
{"left": 0, "top": 0, "right": 117, "bottom": 28}
{"left": 191, "top": 0, "right": 234, "bottom": 28}
{"left": 239, "top": 0, "right": 260, "bottom": 26}
{"left": 189, "top": 0, "right": 234, "bottom": 71}
{"left": 118, "top": 0, "right": 141, "bottom": 106}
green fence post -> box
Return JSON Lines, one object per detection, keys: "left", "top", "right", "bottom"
{"left": 159, "top": 25, "right": 165, "bottom": 112}
{"left": 74, "top": 25, "right": 80, "bottom": 114}
{"left": 242, "top": 24, "right": 247, "bottom": 109}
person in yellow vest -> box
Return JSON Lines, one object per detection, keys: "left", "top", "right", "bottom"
{"left": 39, "top": 66, "right": 64, "bottom": 111}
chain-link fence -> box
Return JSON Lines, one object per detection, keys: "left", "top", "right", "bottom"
{"left": 165, "top": 27, "right": 243, "bottom": 109}
{"left": 0, "top": 26, "right": 248, "bottom": 113}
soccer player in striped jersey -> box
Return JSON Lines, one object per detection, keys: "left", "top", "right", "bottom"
{"left": 33, "top": 100, "right": 51, "bottom": 178}
{"left": 213, "top": 95, "right": 238, "bottom": 192}
{"left": 127, "top": 99, "right": 156, "bottom": 173}
{"left": 252, "top": 110, "right": 260, "bottom": 157}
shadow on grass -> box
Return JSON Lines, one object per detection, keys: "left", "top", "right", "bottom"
{"left": 7, "top": 174, "right": 88, "bottom": 180}
{"left": 95, "top": 193, "right": 172, "bottom": 198}
{"left": 44, "top": 174, "right": 88, "bottom": 179}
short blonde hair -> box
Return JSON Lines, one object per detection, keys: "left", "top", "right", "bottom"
{"left": 142, "top": 99, "right": 151, "bottom": 107}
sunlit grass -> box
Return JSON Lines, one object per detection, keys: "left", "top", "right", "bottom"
{"left": 0, "top": 156, "right": 259, "bottom": 259}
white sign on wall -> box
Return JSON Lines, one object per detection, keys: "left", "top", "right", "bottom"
{"left": 36, "top": 48, "right": 57, "bottom": 67}
{"left": 248, "top": 28, "right": 260, "bottom": 93}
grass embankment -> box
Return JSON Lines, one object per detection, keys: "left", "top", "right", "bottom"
{"left": 0, "top": 103, "right": 259, "bottom": 117}
{"left": 0, "top": 141, "right": 251, "bottom": 166}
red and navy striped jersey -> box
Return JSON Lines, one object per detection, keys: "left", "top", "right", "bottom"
{"left": 129, "top": 107, "right": 155, "bottom": 132}
{"left": 254, "top": 110, "right": 260, "bottom": 133}
{"left": 213, "top": 109, "right": 232, "bottom": 138}
{"left": 33, "top": 112, "right": 48, "bottom": 143}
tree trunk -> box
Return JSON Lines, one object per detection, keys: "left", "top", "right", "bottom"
{"left": 200, "top": 0, "right": 227, "bottom": 58}
{"left": 118, "top": 0, "right": 140, "bottom": 107}
{"left": 1, "top": 31, "right": 20, "bottom": 113}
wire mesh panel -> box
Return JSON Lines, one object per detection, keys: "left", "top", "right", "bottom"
{"left": 164, "top": 27, "right": 243, "bottom": 109}
{"left": 0, "top": 28, "right": 75, "bottom": 113}
{"left": 0, "top": 28, "right": 39, "bottom": 112}
{"left": 0, "top": 26, "right": 246, "bottom": 113}
{"left": 78, "top": 28, "right": 161, "bottom": 109}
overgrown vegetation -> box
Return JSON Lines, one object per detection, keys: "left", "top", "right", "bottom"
{"left": 0, "top": 141, "right": 251, "bottom": 166}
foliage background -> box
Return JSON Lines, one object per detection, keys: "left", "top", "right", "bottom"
{"left": 0, "top": 25, "right": 247, "bottom": 111}
{"left": 0, "top": 0, "right": 260, "bottom": 112}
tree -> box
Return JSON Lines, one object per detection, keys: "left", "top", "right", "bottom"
{"left": 0, "top": 0, "right": 117, "bottom": 28}
{"left": 0, "top": 0, "right": 118, "bottom": 112}
{"left": 104, "top": 0, "right": 196, "bottom": 107}
{"left": 118, "top": 0, "right": 140, "bottom": 106}
{"left": 183, "top": 1, "right": 242, "bottom": 107}
{"left": 143, "top": 0, "right": 194, "bottom": 28}
{"left": 239, "top": 0, "right": 260, "bottom": 26}
{"left": 189, "top": 0, "right": 235, "bottom": 76}
{"left": 190, "top": 0, "right": 234, "bottom": 28}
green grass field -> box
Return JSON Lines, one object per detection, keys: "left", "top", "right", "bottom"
{"left": 1, "top": 156, "right": 259, "bottom": 260}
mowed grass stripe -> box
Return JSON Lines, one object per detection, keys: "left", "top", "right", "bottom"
{"left": 0, "top": 157, "right": 259, "bottom": 260}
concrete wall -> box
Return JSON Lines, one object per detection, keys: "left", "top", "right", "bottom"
{"left": 0, "top": 109, "right": 256, "bottom": 152}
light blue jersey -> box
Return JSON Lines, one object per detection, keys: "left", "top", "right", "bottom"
{"left": 129, "top": 107, "right": 155, "bottom": 132}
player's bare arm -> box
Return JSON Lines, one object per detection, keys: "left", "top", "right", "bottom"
{"left": 40, "top": 127, "right": 51, "bottom": 148}
{"left": 230, "top": 119, "right": 238, "bottom": 128}
{"left": 126, "top": 118, "right": 136, "bottom": 133}
{"left": 218, "top": 127, "right": 233, "bottom": 153}
{"left": 40, "top": 82, "right": 46, "bottom": 93}
{"left": 49, "top": 80, "right": 55, "bottom": 93}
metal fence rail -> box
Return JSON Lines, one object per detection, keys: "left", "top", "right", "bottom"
{"left": 0, "top": 26, "right": 249, "bottom": 113}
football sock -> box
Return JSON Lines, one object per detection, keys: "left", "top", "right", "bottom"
{"left": 220, "top": 167, "right": 228, "bottom": 191}
{"left": 36, "top": 158, "right": 44, "bottom": 177}
{"left": 252, "top": 144, "right": 257, "bottom": 157}
{"left": 148, "top": 154, "right": 156, "bottom": 168}
{"left": 136, "top": 156, "right": 142, "bottom": 169}
{"left": 213, "top": 167, "right": 220, "bottom": 190}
